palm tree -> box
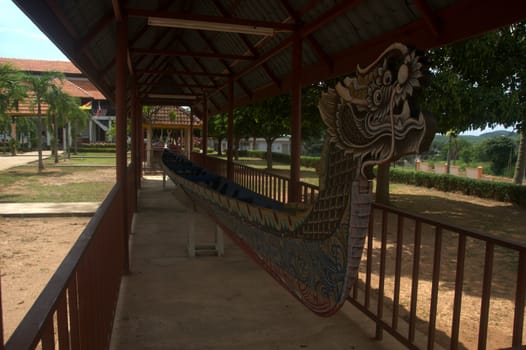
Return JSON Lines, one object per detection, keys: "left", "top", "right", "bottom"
{"left": 25, "top": 71, "right": 64, "bottom": 172}
{"left": 0, "top": 63, "right": 27, "bottom": 154}
{"left": 46, "top": 84, "right": 75, "bottom": 163}
{"left": 64, "top": 96, "right": 88, "bottom": 158}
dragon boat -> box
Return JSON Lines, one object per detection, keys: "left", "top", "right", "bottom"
{"left": 162, "top": 43, "right": 435, "bottom": 316}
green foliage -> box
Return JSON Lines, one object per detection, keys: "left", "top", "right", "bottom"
{"left": 77, "top": 143, "right": 116, "bottom": 152}
{"left": 0, "top": 63, "right": 27, "bottom": 117}
{"left": 478, "top": 136, "right": 516, "bottom": 175}
{"left": 390, "top": 168, "right": 526, "bottom": 206}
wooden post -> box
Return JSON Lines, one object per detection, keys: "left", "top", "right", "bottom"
{"left": 115, "top": 15, "right": 129, "bottom": 274}
{"left": 189, "top": 105, "right": 194, "bottom": 160}
{"left": 130, "top": 79, "right": 138, "bottom": 211}
{"left": 227, "top": 77, "right": 234, "bottom": 180}
{"left": 202, "top": 95, "right": 208, "bottom": 156}
{"left": 136, "top": 101, "right": 143, "bottom": 188}
{"left": 289, "top": 33, "right": 302, "bottom": 203}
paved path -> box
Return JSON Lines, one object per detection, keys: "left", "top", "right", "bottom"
{"left": 0, "top": 151, "right": 100, "bottom": 216}
{"left": 0, "top": 151, "right": 55, "bottom": 171}
{"left": 0, "top": 202, "right": 99, "bottom": 217}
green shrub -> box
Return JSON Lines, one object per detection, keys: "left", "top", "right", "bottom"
{"left": 390, "top": 168, "right": 526, "bottom": 207}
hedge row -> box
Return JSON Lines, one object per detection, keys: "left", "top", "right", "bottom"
{"left": 390, "top": 168, "right": 526, "bottom": 207}
{"left": 237, "top": 150, "right": 321, "bottom": 170}
{"left": 77, "top": 143, "right": 118, "bottom": 153}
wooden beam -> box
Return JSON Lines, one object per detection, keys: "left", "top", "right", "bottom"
{"left": 130, "top": 48, "right": 255, "bottom": 61}
{"left": 127, "top": 8, "right": 296, "bottom": 32}
{"left": 141, "top": 82, "right": 214, "bottom": 89}
{"left": 136, "top": 69, "right": 229, "bottom": 77}
{"left": 413, "top": 0, "right": 441, "bottom": 37}
{"left": 112, "top": 0, "right": 123, "bottom": 22}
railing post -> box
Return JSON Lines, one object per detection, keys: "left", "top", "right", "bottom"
{"left": 115, "top": 13, "right": 129, "bottom": 274}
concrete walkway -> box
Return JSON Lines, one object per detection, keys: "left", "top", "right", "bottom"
{"left": 110, "top": 178, "right": 405, "bottom": 350}
{"left": 0, "top": 202, "right": 99, "bottom": 217}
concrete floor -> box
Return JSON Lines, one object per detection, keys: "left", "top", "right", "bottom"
{"left": 110, "top": 177, "right": 405, "bottom": 350}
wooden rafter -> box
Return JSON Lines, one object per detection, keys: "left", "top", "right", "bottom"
{"left": 279, "top": 0, "right": 334, "bottom": 71}
{"left": 413, "top": 0, "right": 441, "bottom": 37}
{"left": 211, "top": 0, "right": 281, "bottom": 88}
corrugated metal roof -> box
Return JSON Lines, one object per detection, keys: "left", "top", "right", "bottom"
{"left": 12, "top": 0, "right": 526, "bottom": 116}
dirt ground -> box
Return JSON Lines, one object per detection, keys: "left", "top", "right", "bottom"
{"left": 1, "top": 180, "right": 525, "bottom": 347}
{"left": 0, "top": 217, "right": 89, "bottom": 340}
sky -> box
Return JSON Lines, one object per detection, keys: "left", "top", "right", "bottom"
{"left": 0, "top": 0, "right": 517, "bottom": 136}
{"left": 0, "top": 0, "right": 68, "bottom": 61}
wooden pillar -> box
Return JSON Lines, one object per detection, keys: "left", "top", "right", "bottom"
{"left": 202, "top": 95, "right": 208, "bottom": 156}
{"left": 189, "top": 105, "right": 194, "bottom": 160}
{"left": 136, "top": 101, "right": 143, "bottom": 188}
{"left": 115, "top": 15, "right": 129, "bottom": 274}
{"left": 289, "top": 33, "right": 302, "bottom": 203}
{"left": 227, "top": 77, "right": 234, "bottom": 180}
{"left": 146, "top": 125, "right": 152, "bottom": 168}
{"left": 130, "top": 79, "right": 139, "bottom": 209}
{"left": 185, "top": 127, "right": 191, "bottom": 158}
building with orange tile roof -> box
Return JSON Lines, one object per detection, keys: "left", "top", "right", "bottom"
{"left": 1, "top": 57, "right": 113, "bottom": 144}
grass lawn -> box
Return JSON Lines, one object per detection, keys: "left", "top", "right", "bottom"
{"left": 0, "top": 155, "right": 116, "bottom": 202}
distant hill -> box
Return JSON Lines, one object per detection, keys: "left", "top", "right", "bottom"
{"left": 432, "top": 130, "right": 518, "bottom": 145}
{"left": 477, "top": 130, "right": 517, "bottom": 139}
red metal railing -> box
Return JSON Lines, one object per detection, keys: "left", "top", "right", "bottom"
{"left": 191, "top": 153, "right": 526, "bottom": 349}
{"left": 2, "top": 164, "right": 135, "bottom": 350}
{"left": 351, "top": 203, "right": 526, "bottom": 350}
{"left": 191, "top": 153, "right": 318, "bottom": 204}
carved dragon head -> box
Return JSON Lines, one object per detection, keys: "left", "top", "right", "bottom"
{"left": 318, "top": 43, "right": 435, "bottom": 178}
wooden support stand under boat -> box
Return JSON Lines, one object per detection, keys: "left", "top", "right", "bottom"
{"left": 162, "top": 43, "right": 436, "bottom": 316}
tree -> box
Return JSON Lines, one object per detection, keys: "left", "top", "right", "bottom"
{"left": 478, "top": 136, "right": 516, "bottom": 175}
{"left": 25, "top": 71, "right": 64, "bottom": 172}
{"left": 233, "top": 105, "right": 257, "bottom": 160}
{"left": 0, "top": 63, "right": 27, "bottom": 154}
{"left": 251, "top": 94, "right": 290, "bottom": 169}
{"left": 46, "top": 85, "right": 71, "bottom": 163}
{"left": 424, "top": 23, "right": 526, "bottom": 183}
{"left": 69, "top": 98, "right": 89, "bottom": 155}
{"left": 208, "top": 113, "right": 227, "bottom": 155}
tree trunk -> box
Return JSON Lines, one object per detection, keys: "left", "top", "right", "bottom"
{"left": 375, "top": 162, "right": 391, "bottom": 204}
{"left": 234, "top": 136, "right": 240, "bottom": 161}
{"left": 266, "top": 138, "right": 273, "bottom": 170}
{"left": 37, "top": 101, "right": 44, "bottom": 172}
{"left": 53, "top": 115, "right": 59, "bottom": 164}
{"left": 513, "top": 129, "right": 526, "bottom": 184}
{"left": 73, "top": 120, "right": 78, "bottom": 154}
{"left": 217, "top": 138, "right": 223, "bottom": 156}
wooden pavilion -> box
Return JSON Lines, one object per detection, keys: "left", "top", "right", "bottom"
{"left": 143, "top": 105, "right": 202, "bottom": 168}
